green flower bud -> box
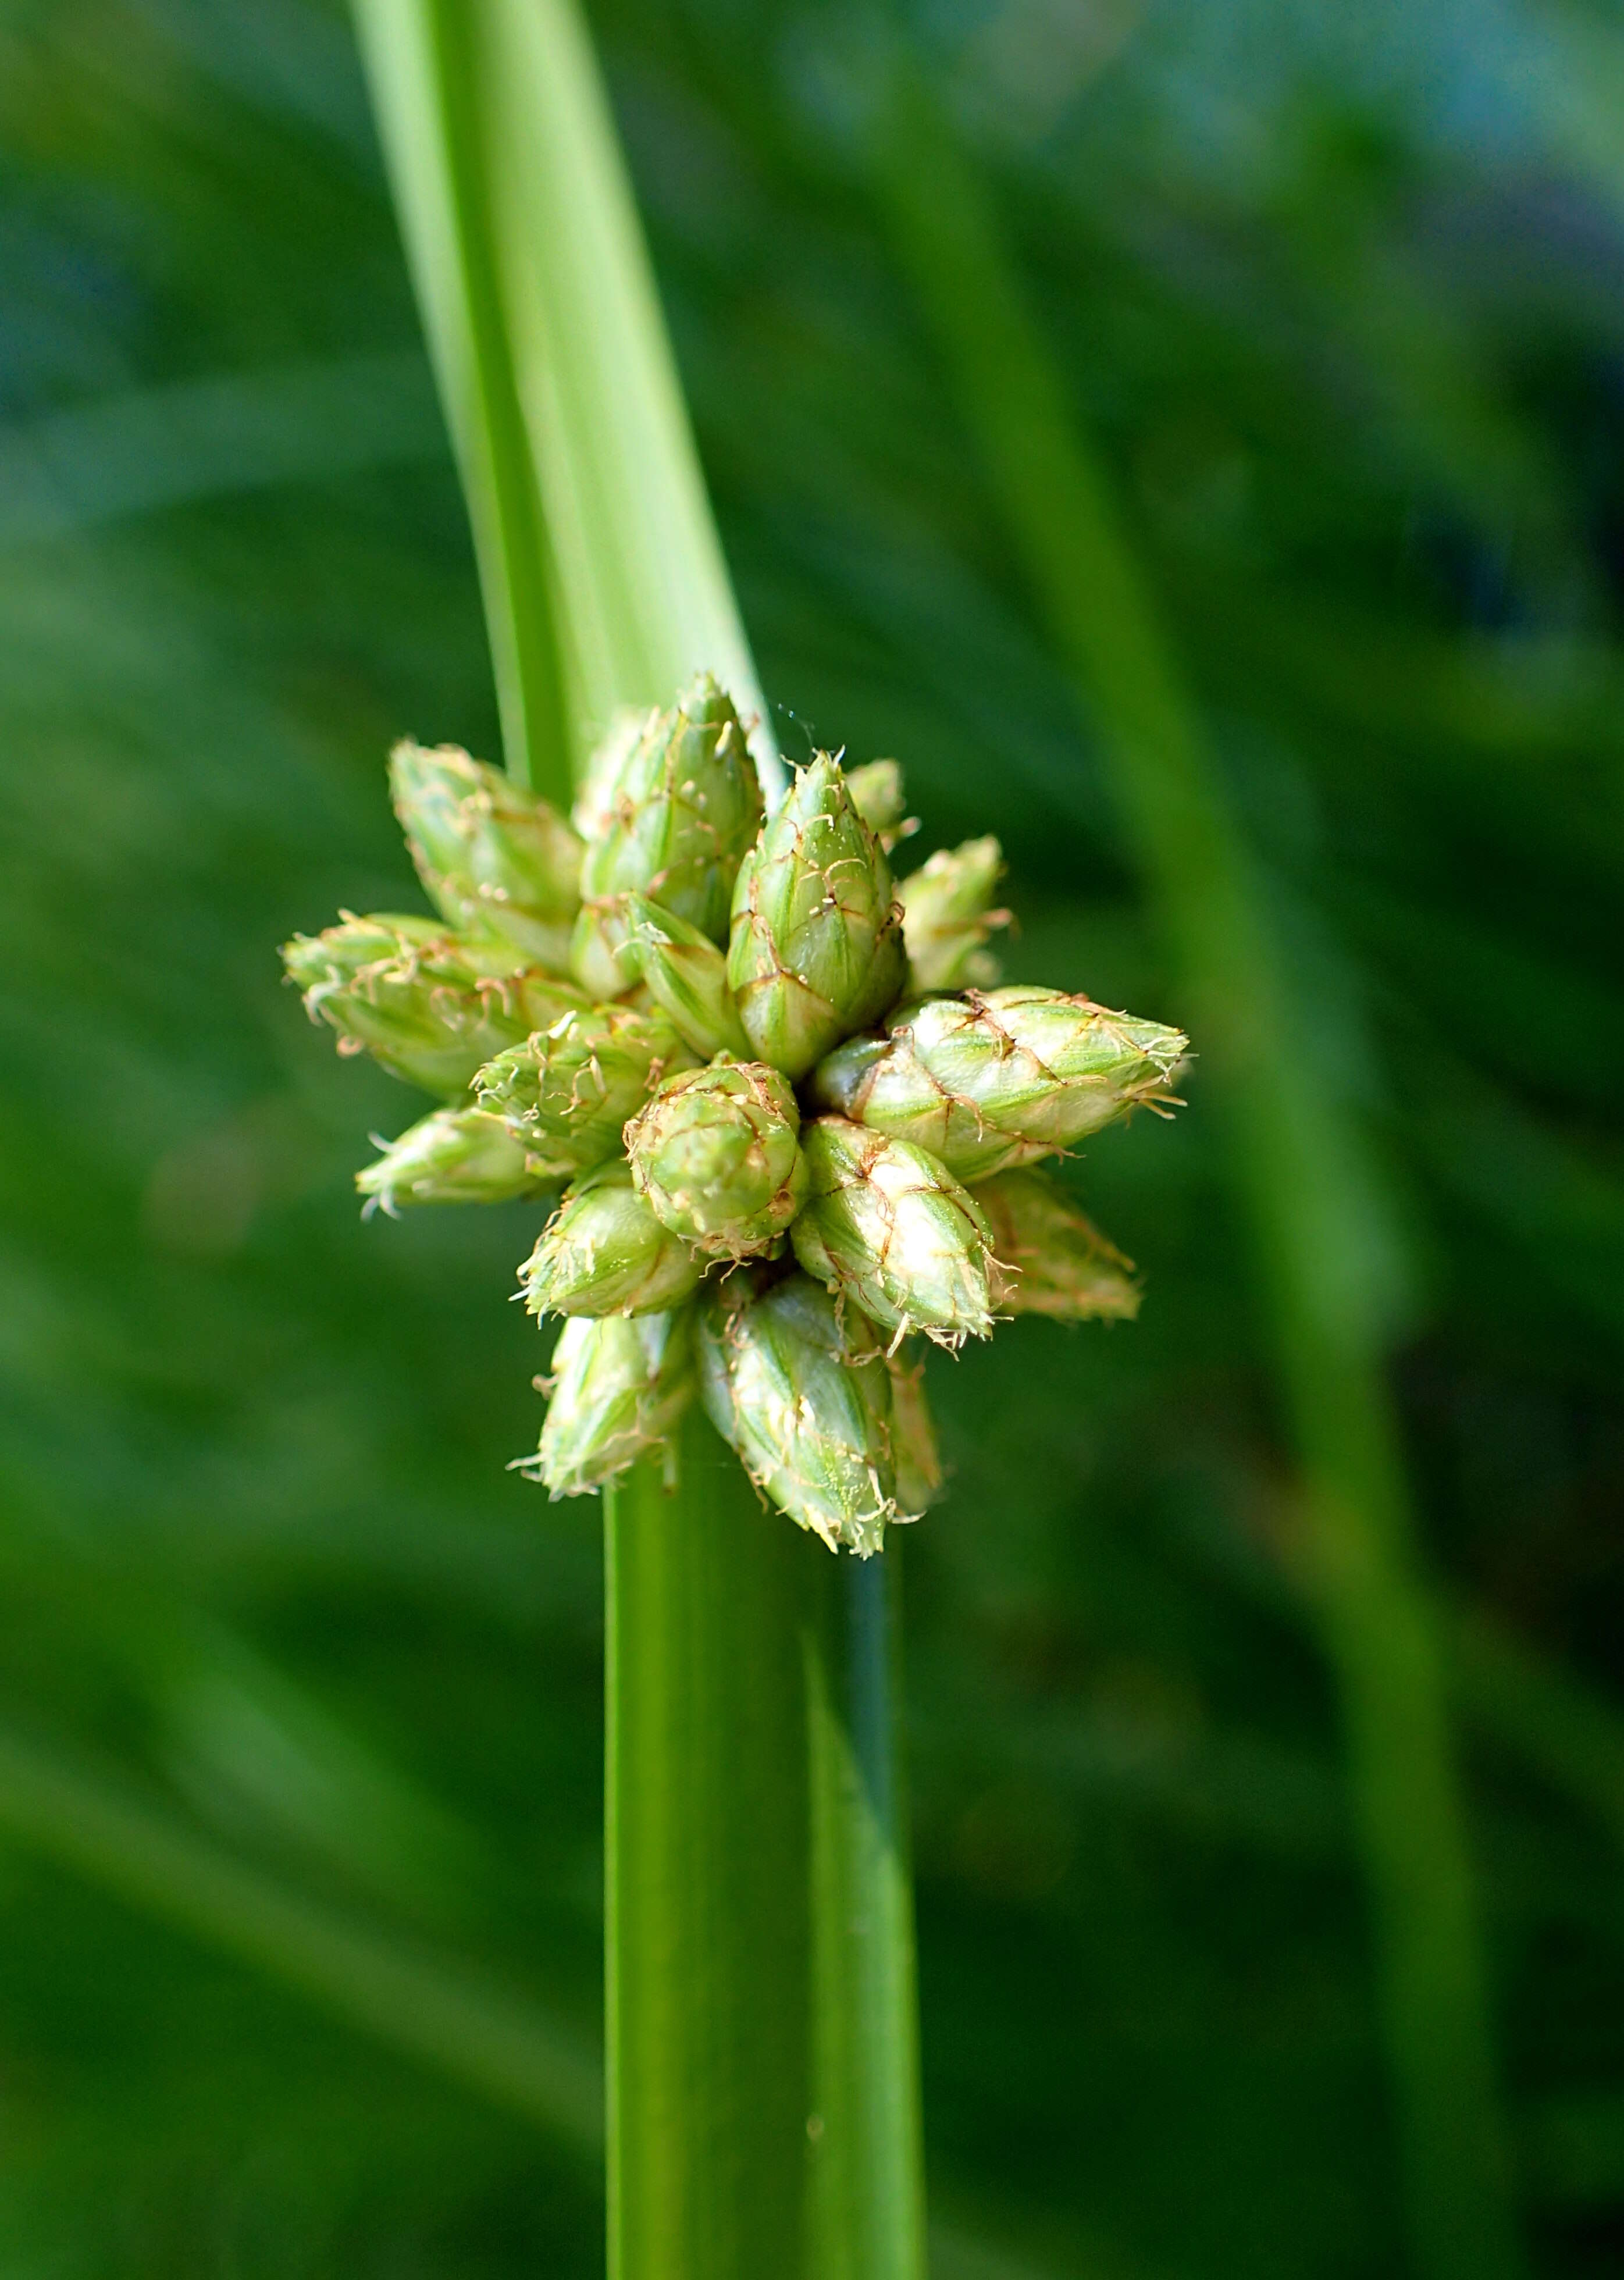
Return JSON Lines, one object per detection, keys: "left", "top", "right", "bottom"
{"left": 572, "top": 676, "right": 763, "bottom": 994}
{"left": 475, "top": 1003, "right": 690, "bottom": 1179}
{"left": 625, "top": 1060, "right": 807, "bottom": 1259}
{"left": 811, "top": 985, "right": 1187, "bottom": 1181}
{"left": 389, "top": 740, "right": 582, "bottom": 968}
{"left": 886, "top": 1347, "right": 943, "bottom": 1516}
{"left": 282, "top": 913, "right": 589, "bottom": 1096}
{"left": 971, "top": 1168, "right": 1141, "bottom": 1321}
{"left": 571, "top": 708, "right": 646, "bottom": 844}
{"left": 519, "top": 1159, "right": 702, "bottom": 1318}
{"left": 726, "top": 754, "right": 908, "bottom": 1078}
{"left": 619, "top": 893, "right": 750, "bottom": 1060}
{"left": 790, "top": 1117, "right": 993, "bottom": 1348}
{"left": 843, "top": 758, "right": 912, "bottom": 850}
{"left": 899, "top": 836, "right": 1010, "bottom": 993}
{"left": 697, "top": 1273, "right": 898, "bottom": 1555}
{"left": 526, "top": 1306, "right": 697, "bottom": 1498}
{"left": 356, "top": 1106, "right": 552, "bottom": 1212}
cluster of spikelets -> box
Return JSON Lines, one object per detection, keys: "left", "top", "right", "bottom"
{"left": 281, "top": 675, "right": 1187, "bottom": 1557}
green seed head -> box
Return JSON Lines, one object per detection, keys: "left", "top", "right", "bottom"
{"left": 282, "top": 913, "right": 589, "bottom": 1097}
{"left": 886, "top": 1346, "right": 943, "bottom": 1516}
{"left": 812, "top": 985, "right": 1187, "bottom": 1180}
{"left": 619, "top": 893, "right": 750, "bottom": 1060}
{"left": 697, "top": 1272, "right": 898, "bottom": 1555}
{"left": 626, "top": 1059, "right": 807, "bottom": 1259}
{"left": 790, "top": 1117, "right": 993, "bottom": 1347}
{"left": 971, "top": 1168, "right": 1141, "bottom": 1321}
{"left": 843, "top": 758, "right": 911, "bottom": 850}
{"left": 519, "top": 1158, "right": 702, "bottom": 1318}
{"left": 726, "top": 754, "right": 908, "bottom": 1078}
{"left": 474, "top": 1002, "right": 690, "bottom": 1179}
{"left": 576, "top": 674, "right": 763, "bottom": 949}
{"left": 356, "top": 1105, "right": 553, "bottom": 1212}
{"left": 389, "top": 741, "right": 582, "bottom": 968}
{"left": 899, "top": 836, "right": 1010, "bottom": 993}
{"left": 528, "top": 1305, "right": 696, "bottom": 1498}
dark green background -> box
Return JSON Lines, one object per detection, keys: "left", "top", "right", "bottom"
{"left": 1, "top": 1, "right": 1621, "bottom": 2272}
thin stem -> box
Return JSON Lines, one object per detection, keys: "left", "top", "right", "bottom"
{"left": 604, "top": 1411, "right": 814, "bottom": 2278}
{"left": 871, "top": 65, "right": 1523, "bottom": 2280}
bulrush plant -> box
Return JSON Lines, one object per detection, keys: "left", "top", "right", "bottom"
{"left": 283, "top": 671, "right": 1188, "bottom": 1556}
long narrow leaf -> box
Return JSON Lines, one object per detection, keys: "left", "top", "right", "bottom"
{"left": 869, "top": 63, "right": 1524, "bottom": 2280}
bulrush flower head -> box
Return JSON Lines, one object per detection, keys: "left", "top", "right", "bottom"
{"left": 812, "top": 985, "right": 1187, "bottom": 1181}
{"left": 791, "top": 1118, "right": 993, "bottom": 1348}
{"left": 971, "top": 1168, "right": 1141, "bottom": 1321}
{"left": 519, "top": 1159, "right": 701, "bottom": 1319}
{"left": 389, "top": 741, "right": 582, "bottom": 969}
{"left": 899, "top": 836, "right": 1010, "bottom": 993}
{"left": 282, "top": 679, "right": 1191, "bottom": 1549}
{"left": 474, "top": 1002, "right": 689, "bottom": 1180}
{"left": 619, "top": 893, "right": 750, "bottom": 1060}
{"left": 726, "top": 754, "right": 908, "bottom": 1079}
{"left": 528, "top": 1308, "right": 696, "bottom": 1498}
{"left": 282, "top": 913, "right": 589, "bottom": 1097}
{"left": 572, "top": 675, "right": 763, "bottom": 996}
{"left": 626, "top": 1059, "right": 807, "bottom": 1259}
{"left": 357, "top": 1106, "right": 551, "bottom": 1213}
{"left": 697, "top": 1272, "right": 899, "bottom": 1556}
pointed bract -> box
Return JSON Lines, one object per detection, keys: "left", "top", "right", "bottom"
{"left": 899, "top": 836, "right": 1010, "bottom": 992}
{"left": 619, "top": 892, "right": 750, "bottom": 1059}
{"left": 572, "top": 675, "right": 763, "bottom": 994}
{"left": 697, "top": 1273, "right": 898, "bottom": 1556}
{"left": 812, "top": 985, "right": 1187, "bottom": 1180}
{"left": 389, "top": 741, "right": 582, "bottom": 968}
{"left": 726, "top": 754, "right": 908, "bottom": 1078}
{"left": 791, "top": 1117, "right": 993, "bottom": 1347}
{"left": 526, "top": 1307, "right": 697, "bottom": 1498}
{"left": 571, "top": 708, "right": 646, "bottom": 845}
{"left": 885, "top": 1346, "right": 943, "bottom": 1516}
{"left": 474, "top": 1002, "right": 690, "bottom": 1178}
{"left": 626, "top": 1059, "right": 807, "bottom": 1259}
{"left": 971, "top": 1168, "right": 1141, "bottom": 1321}
{"left": 357, "top": 1106, "right": 552, "bottom": 1211}
{"left": 282, "top": 913, "right": 589, "bottom": 1096}
{"left": 520, "top": 1159, "right": 701, "bottom": 1318}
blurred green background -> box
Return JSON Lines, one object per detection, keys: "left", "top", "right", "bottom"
{"left": 2, "top": 1, "right": 1623, "bottom": 2273}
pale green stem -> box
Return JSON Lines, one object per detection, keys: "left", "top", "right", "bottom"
{"left": 806, "top": 1550, "right": 928, "bottom": 2279}
{"left": 870, "top": 64, "right": 1523, "bottom": 2280}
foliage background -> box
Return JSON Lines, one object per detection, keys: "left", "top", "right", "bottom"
{"left": 1, "top": 0, "right": 1622, "bottom": 2273}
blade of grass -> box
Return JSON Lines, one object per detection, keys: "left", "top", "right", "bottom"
{"left": 351, "top": 6, "right": 923, "bottom": 2274}
{"left": 869, "top": 64, "right": 1524, "bottom": 2280}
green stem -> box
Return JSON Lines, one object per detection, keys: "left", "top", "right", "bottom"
{"left": 806, "top": 1549, "right": 928, "bottom": 2280}
{"left": 351, "top": 0, "right": 569, "bottom": 795}
{"left": 606, "top": 1411, "right": 813, "bottom": 2276}
{"left": 351, "top": 6, "right": 926, "bottom": 2272}
{"left": 871, "top": 65, "right": 1522, "bottom": 2280}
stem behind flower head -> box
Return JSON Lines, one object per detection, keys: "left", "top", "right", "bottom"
{"left": 870, "top": 61, "right": 1522, "bottom": 2280}
{"left": 351, "top": 4, "right": 924, "bottom": 2274}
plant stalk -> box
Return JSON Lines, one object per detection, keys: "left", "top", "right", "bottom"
{"left": 870, "top": 63, "right": 1523, "bottom": 2280}
{"left": 352, "top": 5, "right": 927, "bottom": 2271}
